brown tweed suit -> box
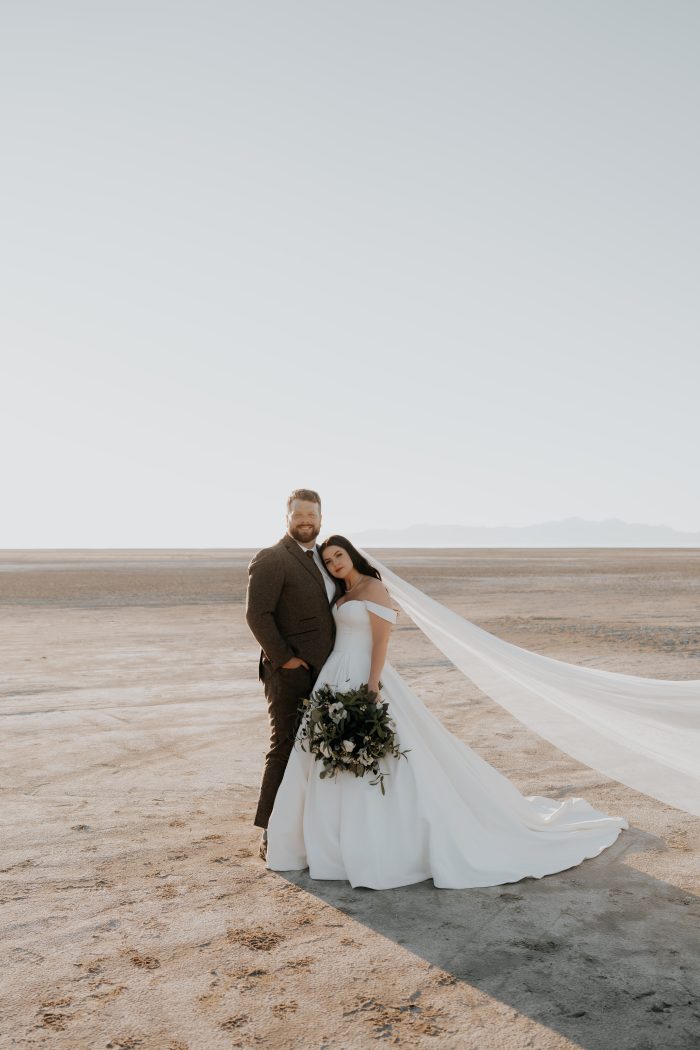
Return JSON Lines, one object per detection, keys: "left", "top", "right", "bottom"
{"left": 246, "top": 535, "right": 338, "bottom": 828}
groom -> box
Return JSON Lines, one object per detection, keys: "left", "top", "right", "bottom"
{"left": 246, "top": 488, "right": 338, "bottom": 859}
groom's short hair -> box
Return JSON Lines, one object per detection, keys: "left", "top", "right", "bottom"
{"left": 287, "top": 488, "right": 321, "bottom": 512}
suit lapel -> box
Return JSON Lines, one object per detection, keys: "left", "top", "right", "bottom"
{"left": 281, "top": 536, "right": 328, "bottom": 595}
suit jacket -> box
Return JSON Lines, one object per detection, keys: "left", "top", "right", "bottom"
{"left": 245, "top": 535, "right": 339, "bottom": 677}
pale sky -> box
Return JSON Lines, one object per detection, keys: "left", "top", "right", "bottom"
{"left": 2, "top": 2, "right": 698, "bottom": 548}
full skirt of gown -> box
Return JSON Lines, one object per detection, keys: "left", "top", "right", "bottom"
{"left": 266, "top": 599, "right": 628, "bottom": 889}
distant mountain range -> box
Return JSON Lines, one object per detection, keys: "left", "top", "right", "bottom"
{"left": 353, "top": 517, "right": 700, "bottom": 548}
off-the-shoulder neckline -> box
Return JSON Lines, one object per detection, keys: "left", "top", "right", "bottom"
{"left": 335, "top": 598, "right": 396, "bottom": 614}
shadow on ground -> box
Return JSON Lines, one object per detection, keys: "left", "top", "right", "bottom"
{"left": 281, "top": 826, "right": 700, "bottom": 1050}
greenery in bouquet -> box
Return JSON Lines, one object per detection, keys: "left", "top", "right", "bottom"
{"left": 296, "top": 682, "right": 410, "bottom": 794}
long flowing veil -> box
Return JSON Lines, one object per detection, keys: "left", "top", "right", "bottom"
{"left": 361, "top": 551, "right": 700, "bottom": 817}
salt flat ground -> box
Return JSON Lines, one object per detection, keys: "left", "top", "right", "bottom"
{"left": 1, "top": 548, "right": 699, "bottom": 1050}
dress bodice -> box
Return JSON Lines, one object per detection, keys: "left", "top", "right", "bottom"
{"left": 332, "top": 599, "right": 398, "bottom": 657}
{"left": 311, "top": 600, "right": 398, "bottom": 694}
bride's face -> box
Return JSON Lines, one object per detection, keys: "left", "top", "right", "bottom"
{"left": 322, "top": 545, "right": 354, "bottom": 580}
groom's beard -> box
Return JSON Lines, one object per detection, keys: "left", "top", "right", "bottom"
{"left": 288, "top": 524, "right": 321, "bottom": 545}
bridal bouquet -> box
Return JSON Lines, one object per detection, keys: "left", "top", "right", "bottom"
{"left": 297, "top": 684, "right": 410, "bottom": 794}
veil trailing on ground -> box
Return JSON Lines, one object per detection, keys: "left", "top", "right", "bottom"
{"left": 361, "top": 551, "right": 700, "bottom": 818}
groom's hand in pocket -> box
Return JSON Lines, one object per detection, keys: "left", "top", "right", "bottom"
{"left": 281, "top": 656, "right": 310, "bottom": 670}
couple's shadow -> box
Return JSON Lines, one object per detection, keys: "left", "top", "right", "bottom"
{"left": 279, "top": 824, "right": 699, "bottom": 1050}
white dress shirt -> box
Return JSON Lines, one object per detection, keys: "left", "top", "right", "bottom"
{"left": 296, "top": 540, "right": 336, "bottom": 603}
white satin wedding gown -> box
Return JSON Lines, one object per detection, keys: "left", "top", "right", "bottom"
{"left": 266, "top": 598, "right": 628, "bottom": 889}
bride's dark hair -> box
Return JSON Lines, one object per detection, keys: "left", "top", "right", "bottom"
{"left": 318, "top": 535, "right": 382, "bottom": 581}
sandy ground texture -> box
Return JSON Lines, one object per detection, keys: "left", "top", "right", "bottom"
{"left": 1, "top": 548, "right": 699, "bottom": 1050}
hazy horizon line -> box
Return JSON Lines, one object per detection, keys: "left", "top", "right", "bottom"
{"left": 3, "top": 517, "right": 700, "bottom": 553}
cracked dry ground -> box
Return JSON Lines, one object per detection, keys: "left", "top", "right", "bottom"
{"left": 3, "top": 796, "right": 532, "bottom": 1049}
{"left": 2, "top": 548, "right": 700, "bottom": 1049}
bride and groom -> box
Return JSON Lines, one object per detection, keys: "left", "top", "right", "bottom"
{"left": 245, "top": 488, "right": 628, "bottom": 890}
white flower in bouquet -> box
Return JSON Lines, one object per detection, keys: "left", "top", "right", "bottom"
{"left": 342, "top": 739, "right": 355, "bottom": 752}
{"left": 328, "top": 700, "right": 346, "bottom": 723}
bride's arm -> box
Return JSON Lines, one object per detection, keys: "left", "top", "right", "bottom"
{"left": 368, "top": 618, "right": 392, "bottom": 695}
{"left": 364, "top": 581, "right": 396, "bottom": 696}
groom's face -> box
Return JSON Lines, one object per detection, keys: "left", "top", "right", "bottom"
{"left": 287, "top": 499, "right": 322, "bottom": 546}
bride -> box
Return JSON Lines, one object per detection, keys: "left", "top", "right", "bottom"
{"left": 266, "top": 536, "right": 628, "bottom": 890}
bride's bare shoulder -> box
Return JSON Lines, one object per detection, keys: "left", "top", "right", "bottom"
{"left": 361, "top": 577, "right": 393, "bottom": 608}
